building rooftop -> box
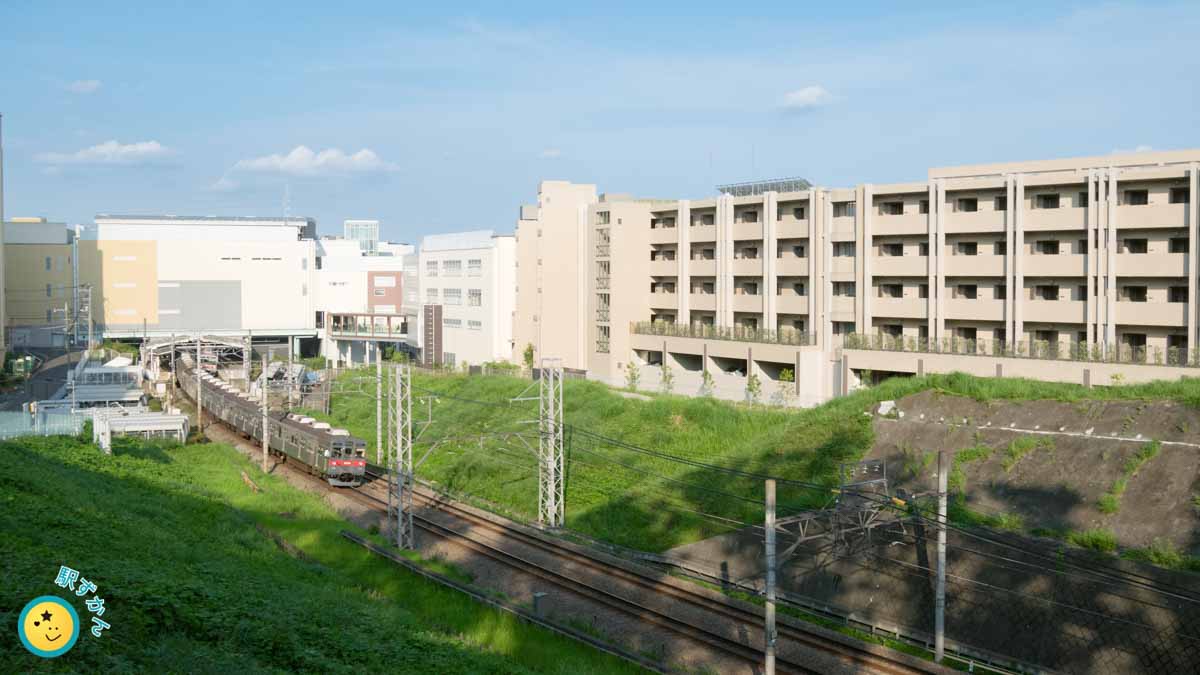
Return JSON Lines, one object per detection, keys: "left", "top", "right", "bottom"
{"left": 94, "top": 214, "right": 316, "bottom": 227}
{"left": 421, "top": 229, "right": 497, "bottom": 252}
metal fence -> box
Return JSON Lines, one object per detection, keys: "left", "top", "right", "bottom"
{"left": 0, "top": 411, "right": 87, "bottom": 441}
{"left": 843, "top": 332, "right": 1199, "bottom": 368}
{"left": 632, "top": 321, "right": 816, "bottom": 347}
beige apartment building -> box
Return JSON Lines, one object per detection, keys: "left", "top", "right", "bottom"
{"left": 517, "top": 150, "right": 1200, "bottom": 405}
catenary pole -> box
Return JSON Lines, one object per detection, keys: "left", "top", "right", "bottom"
{"left": 195, "top": 335, "right": 202, "bottom": 434}
{"left": 261, "top": 354, "right": 270, "bottom": 471}
{"left": 935, "top": 450, "right": 948, "bottom": 662}
{"left": 764, "top": 478, "right": 777, "bottom": 675}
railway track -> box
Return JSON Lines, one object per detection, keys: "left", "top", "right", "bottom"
{"left": 358, "top": 468, "right": 945, "bottom": 675}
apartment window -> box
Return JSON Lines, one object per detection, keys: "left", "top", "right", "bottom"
{"left": 1077, "top": 192, "right": 1088, "bottom": 208}
{"left": 919, "top": 242, "right": 929, "bottom": 256}
{"left": 1035, "top": 285, "right": 1059, "bottom": 301}
{"left": 919, "top": 283, "right": 929, "bottom": 299}
{"left": 44, "top": 256, "right": 51, "bottom": 271}
{"left": 443, "top": 318, "right": 461, "bottom": 328}
{"left": 833, "top": 281, "right": 856, "bottom": 297}
{"left": 919, "top": 325, "right": 929, "bottom": 340}
{"left": 1170, "top": 238, "right": 1189, "bottom": 253}
{"left": 700, "top": 214, "right": 715, "bottom": 226}
{"left": 468, "top": 259, "right": 482, "bottom": 275}
{"left": 373, "top": 289, "right": 386, "bottom": 297}
{"left": 742, "top": 210, "right": 759, "bottom": 224}
{"left": 793, "top": 244, "right": 807, "bottom": 258}
{"left": 956, "top": 198, "right": 978, "bottom": 213}
{"left": 833, "top": 202, "right": 855, "bottom": 218}
{"left": 739, "top": 282, "right": 760, "bottom": 295}
{"left": 426, "top": 260, "right": 438, "bottom": 277}
{"left": 879, "top": 283, "right": 903, "bottom": 299}
{"left": 880, "top": 324, "right": 903, "bottom": 338}
{"left": 468, "top": 289, "right": 482, "bottom": 306}
{"left": 1170, "top": 287, "right": 1188, "bottom": 303}
{"left": 1035, "top": 330, "right": 1059, "bottom": 344}
{"left": 426, "top": 288, "right": 438, "bottom": 303}
{"left": 46, "top": 283, "right": 52, "bottom": 298}
{"left": 1123, "top": 189, "right": 1149, "bottom": 206}
{"left": 46, "top": 309, "right": 53, "bottom": 322}
{"left": 996, "top": 328, "right": 1007, "bottom": 344}
{"left": 1170, "top": 187, "right": 1190, "bottom": 204}
{"left": 1076, "top": 239, "right": 1087, "bottom": 254}
{"left": 1036, "top": 240, "right": 1060, "bottom": 255}
{"left": 701, "top": 281, "right": 715, "bottom": 294}
{"left": 832, "top": 321, "right": 854, "bottom": 335}
{"left": 1119, "top": 286, "right": 1148, "bottom": 302}
{"left": 956, "top": 241, "right": 978, "bottom": 256}
{"left": 994, "top": 241, "right": 1006, "bottom": 256}
{"left": 1035, "top": 194, "right": 1060, "bottom": 209}
{"left": 880, "top": 202, "right": 903, "bottom": 216}
{"left": 443, "top": 260, "right": 462, "bottom": 276}
{"left": 468, "top": 320, "right": 482, "bottom": 331}
{"left": 1168, "top": 335, "right": 1188, "bottom": 352}
{"left": 919, "top": 200, "right": 929, "bottom": 215}
{"left": 737, "top": 246, "right": 759, "bottom": 259}
{"left": 880, "top": 243, "right": 904, "bottom": 257}
{"left": 1074, "top": 285, "right": 1088, "bottom": 301}
{"left": 794, "top": 282, "right": 807, "bottom": 296}
{"left": 954, "top": 284, "right": 977, "bottom": 300}
{"left": 1122, "top": 238, "right": 1148, "bottom": 254}
{"left": 793, "top": 206, "right": 807, "bottom": 220}
{"left": 994, "top": 196, "right": 1007, "bottom": 211}
{"left": 597, "top": 211, "right": 610, "bottom": 225}
{"left": 443, "top": 288, "right": 462, "bottom": 305}
{"left": 697, "top": 247, "right": 715, "bottom": 260}
{"left": 994, "top": 284, "right": 1007, "bottom": 300}
{"left": 956, "top": 327, "right": 977, "bottom": 341}
{"left": 833, "top": 242, "right": 855, "bottom": 257}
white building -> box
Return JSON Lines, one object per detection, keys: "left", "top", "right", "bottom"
{"left": 418, "top": 230, "right": 517, "bottom": 367}
{"left": 315, "top": 237, "right": 416, "bottom": 365}
{"left": 343, "top": 219, "right": 380, "bottom": 255}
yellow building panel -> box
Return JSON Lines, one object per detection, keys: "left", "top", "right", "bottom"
{"left": 4, "top": 244, "right": 73, "bottom": 326}
{"left": 78, "top": 240, "right": 158, "bottom": 326}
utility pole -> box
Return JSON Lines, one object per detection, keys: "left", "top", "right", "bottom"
{"left": 167, "top": 334, "right": 175, "bottom": 413}
{"left": 764, "top": 479, "right": 777, "bottom": 675}
{"left": 195, "top": 335, "right": 202, "bottom": 434}
{"left": 243, "top": 331, "right": 252, "bottom": 387}
{"left": 261, "top": 354, "right": 270, "bottom": 472}
{"left": 935, "top": 450, "right": 948, "bottom": 663}
{"left": 376, "top": 346, "right": 383, "bottom": 464}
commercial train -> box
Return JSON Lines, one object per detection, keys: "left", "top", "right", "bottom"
{"left": 177, "top": 364, "right": 367, "bottom": 486}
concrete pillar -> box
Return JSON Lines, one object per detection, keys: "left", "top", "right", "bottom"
{"left": 717, "top": 195, "right": 735, "bottom": 327}
{"left": 822, "top": 190, "right": 834, "bottom": 348}
{"left": 678, "top": 200, "right": 691, "bottom": 326}
{"left": 927, "top": 182, "right": 937, "bottom": 344}
{"left": 1106, "top": 169, "right": 1119, "bottom": 346}
{"left": 807, "top": 190, "right": 819, "bottom": 346}
{"left": 861, "top": 184, "right": 873, "bottom": 336}
{"left": 1005, "top": 175, "right": 1016, "bottom": 346}
{"left": 1014, "top": 174, "right": 1025, "bottom": 345}
{"left": 763, "top": 192, "right": 778, "bottom": 331}
{"left": 1086, "top": 170, "right": 1098, "bottom": 348}
{"left": 1189, "top": 165, "right": 1199, "bottom": 362}
{"left": 934, "top": 180, "right": 947, "bottom": 342}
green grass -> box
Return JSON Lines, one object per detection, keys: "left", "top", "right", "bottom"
{"left": 0, "top": 436, "right": 641, "bottom": 674}
{"left": 307, "top": 369, "right": 1200, "bottom": 554}
{"left": 1097, "top": 440, "right": 1162, "bottom": 514}
{"left": 1000, "top": 436, "right": 1054, "bottom": 472}
{"left": 1121, "top": 539, "right": 1200, "bottom": 572}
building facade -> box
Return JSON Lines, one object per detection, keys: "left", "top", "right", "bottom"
{"left": 518, "top": 149, "right": 1200, "bottom": 406}
{"left": 3, "top": 218, "right": 73, "bottom": 347}
{"left": 343, "top": 219, "right": 380, "bottom": 255}
{"left": 419, "top": 230, "right": 517, "bottom": 367}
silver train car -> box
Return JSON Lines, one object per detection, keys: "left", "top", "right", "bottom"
{"left": 178, "top": 365, "right": 367, "bottom": 486}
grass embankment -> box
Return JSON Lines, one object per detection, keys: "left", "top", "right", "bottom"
{"left": 1097, "top": 440, "right": 1162, "bottom": 514}
{"left": 0, "top": 436, "right": 640, "bottom": 674}
{"left": 308, "top": 370, "right": 1200, "bottom": 554}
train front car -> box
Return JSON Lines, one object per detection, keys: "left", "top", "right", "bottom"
{"left": 324, "top": 429, "right": 366, "bottom": 487}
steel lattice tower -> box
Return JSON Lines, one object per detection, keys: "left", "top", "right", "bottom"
{"left": 538, "top": 359, "right": 565, "bottom": 527}
{"left": 387, "top": 363, "right": 414, "bottom": 549}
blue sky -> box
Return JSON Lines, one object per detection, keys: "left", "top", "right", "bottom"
{"left": 1, "top": 1, "right": 1197, "bottom": 242}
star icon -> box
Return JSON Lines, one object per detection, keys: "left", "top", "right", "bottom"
{"left": 40, "top": 610, "right": 53, "bottom": 622}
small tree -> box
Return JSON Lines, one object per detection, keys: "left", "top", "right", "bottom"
{"left": 625, "top": 361, "right": 641, "bottom": 391}
{"left": 522, "top": 343, "right": 535, "bottom": 373}
{"left": 700, "top": 369, "right": 715, "bottom": 397}
{"left": 660, "top": 363, "right": 675, "bottom": 394}
{"left": 776, "top": 367, "right": 795, "bottom": 407}
{"left": 746, "top": 373, "right": 762, "bottom": 405}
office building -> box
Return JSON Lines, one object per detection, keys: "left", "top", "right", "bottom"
{"left": 3, "top": 218, "right": 73, "bottom": 347}
{"left": 419, "top": 230, "right": 517, "bottom": 367}
{"left": 518, "top": 149, "right": 1200, "bottom": 406}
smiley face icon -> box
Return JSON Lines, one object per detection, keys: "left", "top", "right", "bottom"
{"left": 18, "top": 595, "right": 79, "bottom": 658}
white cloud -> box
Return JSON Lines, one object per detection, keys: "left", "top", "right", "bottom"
{"left": 1112, "top": 144, "right": 1154, "bottom": 154}
{"left": 230, "top": 145, "right": 396, "bottom": 176}
{"left": 780, "top": 85, "right": 834, "bottom": 111}
{"left": 66, "top": 79, "right": 102, "bottom": 94}
{"left": 539, "top": 148, "right": 562, "bottom": 159}
{"left": 35, "top": 140, "right": 171, "bottom": 166}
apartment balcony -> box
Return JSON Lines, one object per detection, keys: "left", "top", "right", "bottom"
{"left": 732, "top": 294, "right": 762, "bottom": 312}
{"left": 1115, "top": 302, "right": 1188, "bottom": 327}
{"left": 831, "top": 257, "right": 856, "bottom": 276}
{"left": 873, "top": 256, "right": 927, "bottom": 277}
{"left": 649, "top": 227, "right": 678, "bottom": 244}
{"left": 689, "top": 293, "right": 716, "bottom": 312}
{"left": 872, "top": 297, "right": 927, "bottom": 320}
{"left": 649, "top": 291, "right": 677, "bottom": 309}
{"left": 631, "top": 321, "right": 816, "bottom": 347}
{"left": 732, "top": 258, "right": 763, "bottom": 276}
{"left": 1116, "top": 203, "right": 1188, "bottom": 230}
{"left": 831, "top": 216, "right": 856, "bottom": 239}
{"left": 776, "top": 294, "right": 809, "bottom": 315}
{"left": 944, "top": 210, "right": 1004, "bottom": 233}
{"left": 776, "top": 219, "right": 809, "bottom": 239}
{"left": 689, "top": 259, "right": 716, "bottom": 276}
{"left": 831, "top": 296, "right": 856, "bottom": 321}
{"left": 691, "top": 224, "right": 717, "bottom": 242}
{"left": 1024, "top": 254, "right": 1085, "bottom": 277}
{"left": 595, "top": 243, "right": 610, "bottom": 257}
{"left": 732, "top": 222, "right": 763, "bottom": 241}
{"left": 596, "top": 308, "right": 610, "bottom": 323}
{"left": 1116, "top": 252, "right": 1188, "bottom": 277}
{"left": 946, "top": 254, "right": 1004, "bottom": 277}
{"left": 873, "top": 212, "right": 927, "bottom": 236}
{"left": 327, "top": 313, "right": 409, "bottom": 341}
{"left": 946, "top": 298, "right": 1004, "bottom": 322}
{"left": 596, "top": 276, "right": 611, "bottom": 290}
{"left": 650, "top": 259, "right": 678, "bottom": 276}
{"left": 1025, "top": 207, "right": 1084, "bottom": 231}
{"left": 776, "top": 257, "right": 809, "bottom": 276}
{"left": 1023, "top": 299, "right": 1086, "bottom": 323}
